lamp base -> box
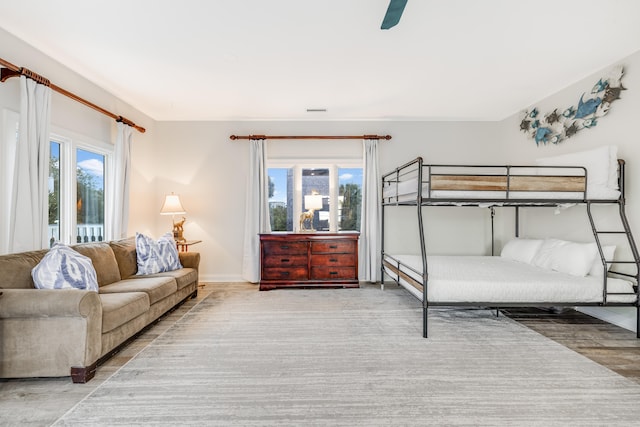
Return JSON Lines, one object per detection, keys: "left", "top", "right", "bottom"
{"left": 299, "top": 209, "right": 316, "bottom": 232}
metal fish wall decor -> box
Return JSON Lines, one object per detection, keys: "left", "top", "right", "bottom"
{"left": 520, "top": 65, "right": 625, "bottom": 145}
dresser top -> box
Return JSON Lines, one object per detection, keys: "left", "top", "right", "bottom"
{"left": 260, "top": 232, "right": 359, "bottom": 237}
{"left": 260, "top": 231, "right": 360, "bottom": 239}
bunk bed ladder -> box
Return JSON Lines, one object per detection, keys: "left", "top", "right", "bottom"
{"left": 586, "top": 200, "right": 640, "bottom": 337}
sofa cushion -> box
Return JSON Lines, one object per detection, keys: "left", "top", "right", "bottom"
{"left": 109, "top": 237, "right": 138, "bottom": 279}
{"left": 31, "top": 244, "right": 99, "bottom": 291}
{"left": 130, "top": 267, "right": 198, "bottom": 291}
{"left": 100, "top": 292, "right": 150, "bottom": 333}
{"left": 135, "top": 232, "right": 182, "bottom": 275}
{"left": 72, "top": 242, "right": 121, "bottom": 287}
{"left": 99, "top": 276, "right": 177, "bottom": 305}
{"left": 0, "top": 249, "right": 48, "bottom": 289}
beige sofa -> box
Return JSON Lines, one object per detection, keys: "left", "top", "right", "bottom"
{"left": 0, "top": 237, "right": 199, "bottom": 383}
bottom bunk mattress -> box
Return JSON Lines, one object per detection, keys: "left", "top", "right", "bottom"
{"left": 384, "top": 255, "right": 636, "bottom": 304}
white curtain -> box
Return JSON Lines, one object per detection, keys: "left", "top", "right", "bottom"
{"left": 242, "top": 139, "right": 271, "bottom": 283}
{"left": 359, "top": 138, "right": 382, "bottom": 282}
{"left": 108, "top": 122, "right": 133, "bottom": 240}
{"left": 8, "top": 76, "right": 52, "bottom": 252}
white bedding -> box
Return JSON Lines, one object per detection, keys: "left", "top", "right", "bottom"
{"left": 384, "top": 255, "right": 636, "bottom": 304}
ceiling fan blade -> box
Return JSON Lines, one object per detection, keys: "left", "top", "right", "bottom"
{"left": 381, "top": 0, "right": 408, "bottom": 30}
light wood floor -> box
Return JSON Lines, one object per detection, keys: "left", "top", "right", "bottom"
{"left": 503, "top": 307, "right": 640, "bottom": 384}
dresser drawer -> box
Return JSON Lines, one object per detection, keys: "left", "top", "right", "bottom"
{"left": 260, "top": 233, "right": 358, "bottom": 289}
{"left": 310, "top": 253, "right": 356, "bottom": 267}
{"left": 262, "top": 267, "right": 308, "bottom": 281}
{"left": 310, "top": 266, "right": 357, "bottom": 280}
{"left": 310, "top": 240, "right": 356, "bottom": 254}
{"left": 263, "top": 254, "right": 307, "bottom": 268}
{"left": 262, "top": 241, "right": 307, "bottom": 255}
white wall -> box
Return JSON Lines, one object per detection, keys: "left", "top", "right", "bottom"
{"left": 498, "top": 49, "right": 640, "bottom": 332}
{"left": 153, "top": 120, "right": 501, "bottom": 282}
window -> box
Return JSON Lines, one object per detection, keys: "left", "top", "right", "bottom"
{"left": 301, "top": 168, "right": 330, "bottom": 231}
{"left": 268, "top": 162, "right": 362, "bottom": 233}
{"left": 49, "top": 133, "right": 110, "bottom": 246}
{"left": 75, "top": 148, "right": 105, "bottom": 243}
{"left": 338, "top": 167, "right": 362, "bottom": 231}
{"left": 268, "top": 168, "right": 292, "bottom": 231}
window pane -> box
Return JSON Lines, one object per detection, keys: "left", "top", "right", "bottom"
{"left": 338, "top": 168, "right": 362, "bottom": 231}
{"left": 268, "top": 168, "right": 293, "bottom": 231}
{"left": 302, "top": 168, "right": 329, "bottom": 231}
{"left": 48, "top": 141, "right": 60, "bottom": 246}
{"left": 76, "top": 149, "right": 104, "bottom": 243}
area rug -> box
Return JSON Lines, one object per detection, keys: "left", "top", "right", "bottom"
{"left": 55, "top": 283, "right": 640, "bottom": 426}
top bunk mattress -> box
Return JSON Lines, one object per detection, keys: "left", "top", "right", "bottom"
{"left": 385, "top": 255, "right": 636, "bottom": 304}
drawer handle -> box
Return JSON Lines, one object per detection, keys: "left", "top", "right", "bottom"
{"left": 281, "top": 245, "right": 290, "bottom": 249}
{"left": 329, "top": 245, "right": 338, "bottom": 249}
{"left": 330, "top": 271, "right": 338, "bottom": 275}
{"left": 281, "top": 258, "right": 290, "bottom": 262}
{"left": 329, "top": 258, "right": 338, "bottom": 262}
{"left": 281, "top": 271, "right": 290, "bottom": 276}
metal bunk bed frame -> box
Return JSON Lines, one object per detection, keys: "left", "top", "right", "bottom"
{"left": 381, "top": 156, "right": 640, "bottom": 338}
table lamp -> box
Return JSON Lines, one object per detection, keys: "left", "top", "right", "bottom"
{"left": 160, "top": 192, "right": 187, "bottom": 242}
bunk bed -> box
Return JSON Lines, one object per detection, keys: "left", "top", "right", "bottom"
{"left": 381, "top": 146, "right": 640, "bottom": 338}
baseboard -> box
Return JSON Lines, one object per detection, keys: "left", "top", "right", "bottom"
{"left": 576, "top": 306, "right": 637, "bottom": 332}
{"left": 199, "top": 274, "right": 248, "bottom": 283}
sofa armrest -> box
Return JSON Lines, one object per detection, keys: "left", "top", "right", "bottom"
{"left": 0, "top": 288, "right": 101, "bottom": 318}
{"left": 0, "top": 289, "right": 103, "bottom": 380}
{"left": 179, "top": 251, "right": 200, "bottom": 270}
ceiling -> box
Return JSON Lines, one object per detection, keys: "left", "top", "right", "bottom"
{"left": 1, "top": 0, "right": 639, "bottom": 122}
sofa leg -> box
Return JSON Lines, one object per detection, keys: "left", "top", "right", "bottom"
{"left": 71, "top": 363, "right": 97, "bottom": 383}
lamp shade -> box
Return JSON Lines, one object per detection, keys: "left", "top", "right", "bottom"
{"left": 304, "top": 194, "right": 323, "bottom": 210}
{"left": 160, "top": 193, "right": 186, "bottom": 215}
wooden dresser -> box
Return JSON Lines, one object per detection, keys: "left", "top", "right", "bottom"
{"left": 259, "top": 233, "right": 359, "bottom": 290}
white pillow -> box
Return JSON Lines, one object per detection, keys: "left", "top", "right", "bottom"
{"left": 536, "top": 146, "right": 614, "bottom": 196}
{"left": 500, "top": 238, "right": 544, "bottom": 264}
{"left": 588, "top": 245, "right": 616, "bottom": 277}
{"left": 135, "top": 232, "right": 182, "bottom": 275}
{"left": 531, "top": 239, "right": 598, "bottom": 277}
{"left": 31, "top": 243, "right": 99, "bottom": 291}
{"left": 607, "top": 145, "right": 619, "bottom": 190}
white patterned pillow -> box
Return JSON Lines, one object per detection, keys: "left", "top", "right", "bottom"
{"left": 31, "top": 243, "right": 99, "bottom": 291}
{"left": 135, "top": 232, "right": 182, "bottom": 275}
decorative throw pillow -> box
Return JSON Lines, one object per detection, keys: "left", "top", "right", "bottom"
{"left": 500, "top": 238, "right": 544, "bottom": 264}
{"left": 135, "top": 232, "right": 182, "bottom": 275}
{"left": 31, "top": 243, "right": 99, "bottom": 291}
{"left": 531, "top": 239, "right": 598, "bottom": 277}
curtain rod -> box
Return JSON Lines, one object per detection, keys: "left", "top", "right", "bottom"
{"left": 230, "top": 134, "right": 392, "bottom": 141}
{"left": 0, "top": 57, "right": 146, "bottom": 133}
